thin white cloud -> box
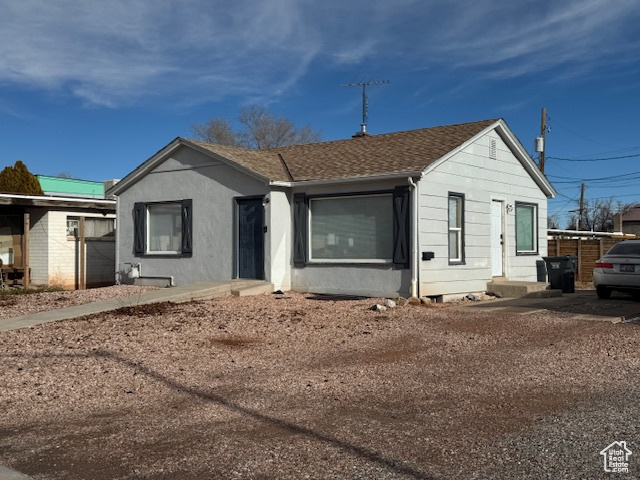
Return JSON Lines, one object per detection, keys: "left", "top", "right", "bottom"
{"left": 421, "top": 0, "right": 640, "bottom": 78}
{"left": 0, "top": 0, "right": 637, "bottom": 107}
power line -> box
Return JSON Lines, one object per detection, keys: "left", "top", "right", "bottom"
{"left": 546, "top": 114, "right": 615, "bottom": 149}
{"left": 548, "top": 152, "right": 640, "bottom": 162}
{"left": 547, "top": 170, "right": 640, "bottom": 184}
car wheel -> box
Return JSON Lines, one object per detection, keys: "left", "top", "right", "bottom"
{"left": 596, "top": 286, "right": 612, "bottom": 299}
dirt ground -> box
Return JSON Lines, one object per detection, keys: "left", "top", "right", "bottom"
{"left": 1, "top": 291, "right": 639, "bottom": 479}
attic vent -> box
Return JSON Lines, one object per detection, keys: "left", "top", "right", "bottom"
{"left": 489, "top": 139, "right": 497, "bottom": 159}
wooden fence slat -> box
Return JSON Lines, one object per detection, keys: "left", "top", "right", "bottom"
{"left": 548, "top": 238, "right": 624, "bottom": 285}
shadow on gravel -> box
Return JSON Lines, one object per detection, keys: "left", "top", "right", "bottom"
{"left": 305, "top": 294, "right": 368, "bottom": 301}
{"left": 89, "top": 349, "right": 435, "bottom": 480}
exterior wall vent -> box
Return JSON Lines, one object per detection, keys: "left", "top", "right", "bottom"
{"left": 489, "top": 138, "right": 497, "bottom": 159}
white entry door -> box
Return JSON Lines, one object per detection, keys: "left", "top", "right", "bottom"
{"left": 490, "top": 201, "right": 504, "bottom": 277}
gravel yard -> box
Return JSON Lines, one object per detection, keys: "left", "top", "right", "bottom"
{"left": 1, "top": 289, "right": 639, "bottom": 479}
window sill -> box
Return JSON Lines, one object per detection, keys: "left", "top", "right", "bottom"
{"left": 516, "top": 251, "right": 539, "bottom": 256}
{"left": 308, "top": 259, "right": 392, "bottom": 265}
{"left": 303, "top": 261, "right": 395, "bottom": 267}
{"left": 137, "top": 252, "right": 190, "bottom": 259}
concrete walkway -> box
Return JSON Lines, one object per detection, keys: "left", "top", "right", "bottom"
{"left": 0, "top": 280, "right": 272, "bottom": 332}
{"left": 0, "top": 465, "right": 33, "bottom": 480}
{"left": 452, "top": 289, "right": 640, "bottom": 323}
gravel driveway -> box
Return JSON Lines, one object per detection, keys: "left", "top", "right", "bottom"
{"left": 1, "top": 289, "right": 639, "bottom": 479}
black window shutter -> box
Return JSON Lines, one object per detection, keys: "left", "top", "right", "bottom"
{"left": 293, "top": 194, "right": 307, "bottom": 266}
{"left": 133, "top": 202, "right": 146, "bottom": 256}
{"left": 181, "top": 199, "right": 193, "bottom": 257}
{"left": 392, "top": 186, "right": 410, "bottom": 268}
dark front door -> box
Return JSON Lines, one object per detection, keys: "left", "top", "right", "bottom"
{"left": 237, "top": 198, "right": 264, "bottom": 279}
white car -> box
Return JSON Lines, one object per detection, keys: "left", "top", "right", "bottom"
{"left": 593, "top": 240, "right": 640, "bottom": 299}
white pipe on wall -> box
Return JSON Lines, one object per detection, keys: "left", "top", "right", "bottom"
{"left": 408, "top": 177, "right": 419, "bottom": 298}
{"left": 121, "top": 262, "right": 174, "bottom": 287}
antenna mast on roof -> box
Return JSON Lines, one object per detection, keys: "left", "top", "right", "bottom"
{"left": 342, "top": 80, "right": 389, "bottom": 137}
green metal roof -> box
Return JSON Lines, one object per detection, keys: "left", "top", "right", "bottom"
{"left": 36, "top": 175, "right": 104, "bottom": 198}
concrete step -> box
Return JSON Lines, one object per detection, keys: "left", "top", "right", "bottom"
{"left": 231, "top": 282, "right": 274, "bottom": 297}
{"left": 486, "top": 279, "right": 555, "bottom": 298}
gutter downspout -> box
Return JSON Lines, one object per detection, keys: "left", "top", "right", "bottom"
{"left": 408, "top": 177, "right": 419, "bottom": 298}
{"left": 115, "top": 196, "right": 120, "bottom": 285}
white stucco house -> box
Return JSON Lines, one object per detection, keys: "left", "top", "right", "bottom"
{"left": 108, "top": 119, "right": 555, "bottom": 299}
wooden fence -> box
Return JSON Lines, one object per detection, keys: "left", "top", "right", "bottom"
{"left": 547, "top": 238, "right": 620, "bottom": 284}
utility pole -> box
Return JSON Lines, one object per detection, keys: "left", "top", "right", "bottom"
{"left": 578, "top": 183, "right": 585, "bottom": 230}
{"left": 539, "top": 107, "right": 547, "bottom": 173}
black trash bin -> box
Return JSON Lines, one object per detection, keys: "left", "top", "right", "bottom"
{"left": 542, "top": 255, "right": 578, "bottom": 293}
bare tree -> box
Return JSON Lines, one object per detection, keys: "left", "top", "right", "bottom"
{"left": 191, "top": 118, "right": 239, "bottom": 147}
{"left": 192, "top": 105, "right": 322, "bottom": 149}
{"left": 565, "top": 197, "right": 631, "bottom": 232}
{"left": 547, "top": 213, "right": 561, "bottom": 229}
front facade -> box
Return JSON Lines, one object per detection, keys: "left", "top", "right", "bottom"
{"left": 110, "top": 119, "right": 554, "bottom": 298}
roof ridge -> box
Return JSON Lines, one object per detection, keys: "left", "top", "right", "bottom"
{"left": 181, "top": 118, "right": 500, "bottom": 153}
{"left": 268, "top": 118, "right": 501, "bottom": 152}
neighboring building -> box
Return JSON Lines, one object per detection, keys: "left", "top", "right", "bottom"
{"left": 36, "top": 175, "right": 107, "bottom": 199}
{"left": 0, "top": 194, "right": 116, "bottom": 289}
{"left": 614, "top": 205, "right": 640, "bottom": 236}
{"left": 109, "top": 119, "right": 555, "bottom": 299}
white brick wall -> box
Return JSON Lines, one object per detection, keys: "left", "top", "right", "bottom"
{"left": 48, "top": 211, "right": 77, "bottom": 288}
{"left": 27, "top": 209, "right": 116, "bottom": 289}
{"left": 27, "top": 209, "right": 49, "bottom": 287}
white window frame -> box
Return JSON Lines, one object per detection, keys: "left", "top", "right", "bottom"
{"left": 515, "top": 202, "right": 538, "bottom": 254}
{"left": 308, "top": 193, "right": 393, "bottom": 264}
{"left": 448, "top": 193, "right": 464, "bottom": 263}
{"left": 146, "top": 202, "right": 182, "bottom": 255}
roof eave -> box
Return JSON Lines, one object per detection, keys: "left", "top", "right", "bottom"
{"left": 270, "top": 171, "right": 424, "bottom": 188}
{"left": 108, "top": 138, "right": 183, "bottom": 196}
{"left": 180, "top": 139, "right": 273, "bottom": 184}
{"left": 421, "top": 119, "right": 555, "bottom": 199}
{"left": 108, "top": 138, "right": 273, "bottom": 197}
{"left": 0, "top": 193, "right": 116, "bottom": 210}
{"left": 493, "top": 120, "right": 556, "bottom": 198}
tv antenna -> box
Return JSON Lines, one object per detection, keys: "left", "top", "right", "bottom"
{"left": 342, "top": 80, "right": 390, "bottom": 136}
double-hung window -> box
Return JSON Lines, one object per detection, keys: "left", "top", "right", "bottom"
{"left": 448, "top": 193, "right": 464, "bottom": 263}
{"left": 309, "top": 194, "right": 393, "bottom": 262}
{"left": 515, "top": 202, "right": 537, "bottom": 254}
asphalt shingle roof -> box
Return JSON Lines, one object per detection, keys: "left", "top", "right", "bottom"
{"left": 185, "top": 119, "right": 498, "bottom": 182}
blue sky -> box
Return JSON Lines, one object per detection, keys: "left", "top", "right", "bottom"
{"left": 1, "top": 0, "right": 639, "bottom": 227}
